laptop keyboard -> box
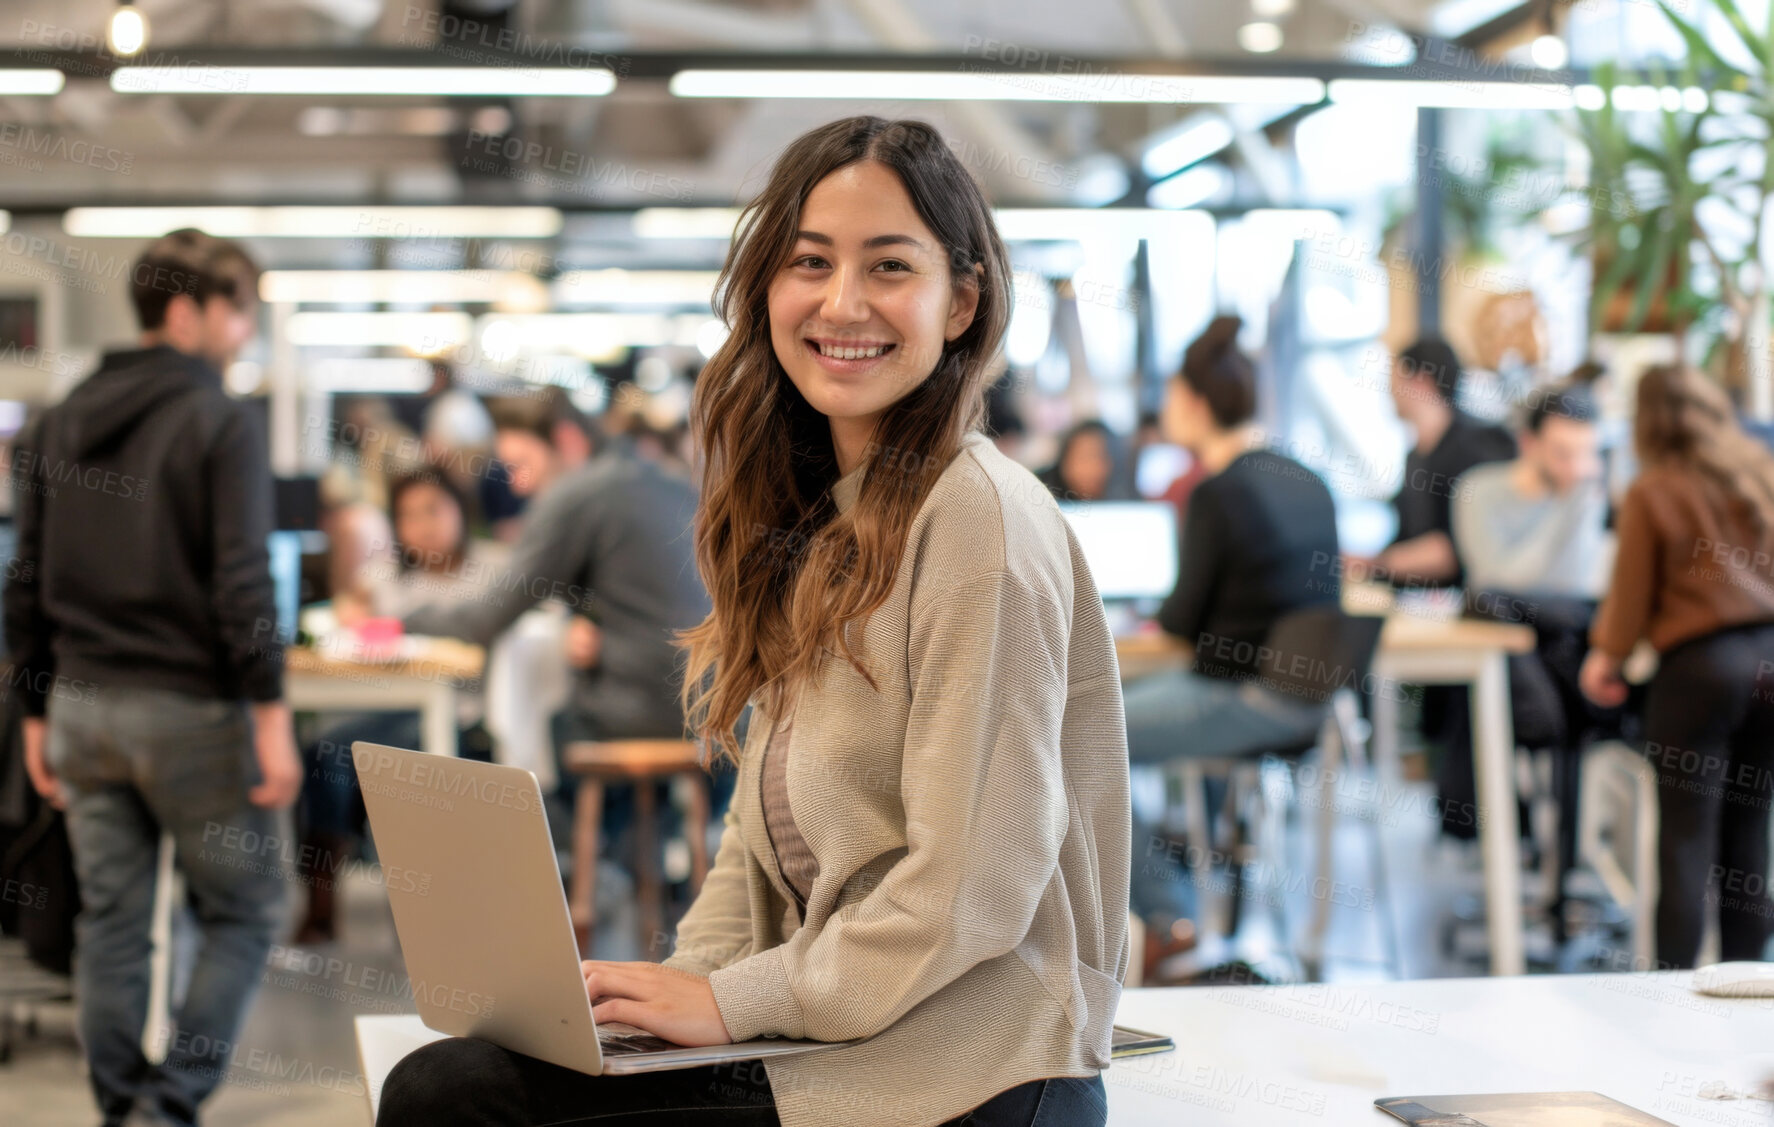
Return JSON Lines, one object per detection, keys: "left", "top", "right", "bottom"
{"left": 598, "top": 1032, "right": 679, "bottom": 1055}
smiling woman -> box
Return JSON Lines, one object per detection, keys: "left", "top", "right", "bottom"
{"left": 377, "top": 116, "right": 1130, "bottom": 1127}
{"left": 687, "top": 117, "right": 1008, "bottom": 747}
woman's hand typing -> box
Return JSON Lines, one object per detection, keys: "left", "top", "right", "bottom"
{"left": 581, "top": 960, "right": 734, "bottom": 1047}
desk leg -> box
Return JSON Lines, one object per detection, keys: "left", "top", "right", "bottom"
{"left": 422, "top": 685, "right": 458, "bottom": 758}
{"left": 1370, "top": 670, "right": 1401, "bottom": 788}
{"left": 1473, "top": 653, "right": 1525, "bottom": 976}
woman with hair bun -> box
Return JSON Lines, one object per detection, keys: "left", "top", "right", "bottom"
{"left": 378, "top": 115, "right": 1128, "bottom": 1127}
{"left": 1120, "top": 316, "right": 1341, "bottom": 933}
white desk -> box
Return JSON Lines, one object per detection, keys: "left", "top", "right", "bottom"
{"left": 1107, "top": 974, "right": 1774, "bottom": 1125}
{"left": 284, "top": 638, "right": 485, "bottom": 760}
{"left": 356, "top": 974, "right": 1774, "bottom": 1126}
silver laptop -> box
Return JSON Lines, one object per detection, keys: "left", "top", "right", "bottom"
{"left": 352, "top": 741, "right": 851, "bottom": 1075}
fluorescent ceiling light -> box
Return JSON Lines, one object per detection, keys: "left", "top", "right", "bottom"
{"left": 260, "top": 270, "right": 549, "bottom": 307}
{"left": 632, "top": 206, "right": 1213, "bottom": 244}
{"left": 670, "top": 69, "right": 1323, "bottom": 105}
{"left": 1328, "top": 78, "right": 1574, "bottom": 110}
{"left": 298, "top": 106, "right": 466, "bottom": 137}
{"left": 1590, "top": 84, "right": 1707, "bottom": 114}
{"left": 108, "top": 4, "right": 148, "bottom": 56}
{"left": 632, "top": 209, "right": 742, "bottom": 239}
{"left": 286, "top": 311, "right": 473, "bottom": 350}
{"left": 111, "top": 66, "right": 615, "bottom": 97}
{"left": 1142, "top": 116, "right": 1235, "bottom": 179}
{"left": 1147, "top": 165, "right": 1229, "bottom": 210}
{"left": 305, "top": 357, "right": 436, "bottom": 393}
{"left": 1530, "top": 35, "right": 1568, "bottom": 71}
{"left": 64, "top": 206, "right": 562, "bottom": 239}
{"left": 553, "top": 270, "right": 721, "bottom": 306}
{"left": 1240, "top": 208, "right": 1341, "bottom": 241}
{"left": 1238, "top": 23, "right": 1284, "bottom": 54}
{"left": 0, "top": 71, "right": 66, "bottom": 96}
{"left": 993, "top": 208, "right": 1214, "bottom": 242}
{"left": 474, "top": 312, "right": 711, "bottom": 361}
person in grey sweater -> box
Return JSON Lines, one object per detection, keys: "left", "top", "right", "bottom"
{"left": 401, "top": 397, "right": 710, "bottom": 743}
{"left": 1453, "top": 387, "right": 1614, "bottom": 601}
{"left": 1450, "top": 385, "right": 1625, "bottom": 894}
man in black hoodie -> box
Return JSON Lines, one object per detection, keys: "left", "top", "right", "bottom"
{"left": 3, "top": 229, "right": 297, "bottom": 1127}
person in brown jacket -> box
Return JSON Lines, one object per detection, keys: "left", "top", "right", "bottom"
{"left": 1582, "top": 363, "right": 1774, "bottom": 968}
{"left": 378, "top": 116, "right": 1131, "bottom": 1127}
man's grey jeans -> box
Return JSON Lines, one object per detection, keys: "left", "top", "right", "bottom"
{"left": 48, "top": 686, "right": 292, "bottom": 1127}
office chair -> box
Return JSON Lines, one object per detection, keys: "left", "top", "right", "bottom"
{"left": 1576, "top": 740, "right": 1658, "bottom": 969}
{"left": 1170, "top": 605, "right": 1392, "bottom": 982}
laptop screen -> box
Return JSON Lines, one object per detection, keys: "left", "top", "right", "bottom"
{"left": 1056, "top": 501, "right": 1178, "bottom": 603}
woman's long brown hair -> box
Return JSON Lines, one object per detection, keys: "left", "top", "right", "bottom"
{"left": 677, "top": 116, "right": 1012, "bottom": 763}
{"left": 1634, "top": 363, "right": 1774, "bottom": 539}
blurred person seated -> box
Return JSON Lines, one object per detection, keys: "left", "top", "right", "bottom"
{"left": 399, "top": 390, "right": 714, "bottom": 862}
{"left": 317, "top": 465, "right": 395, "bottom": 606}
{"left": 622, "top": 415, "right": 693, "bottom": 480}
{"left": 1453, "top": 384, "right": 1614, "bottom": 607}
{"left": 1447, "top": 385, "right": 1628, "bottom": 864}
{"left": 1581, "top": 365, "right": 1774, "bottom": 969}
{"left": 1358, "top": 338, "right": 1517, "bottom": 839}
{"left": 490, "top": 386, "right": 596, "bottom": 494}
{"left": 331, "top": 394, "right": 425, "bottom": 513}
{"left": 1036, "top": 419, "right": 1137, "bottom": 501}
{"left": 1121, "top": 316, "right": 1340, "bottom": 939}
{"left": 1360, "top": 337, "right": 1516, "bottom": 588}
{"left": 415, "top": 366, "right": 526, "bottom": 540}
{"left": 295, "top": 469, "right": 504, "bottom": 943}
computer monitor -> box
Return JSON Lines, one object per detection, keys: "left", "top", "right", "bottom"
{"left": 267, "top": 530, "right": 303, "bottom": 644}
{"left": 1055, "top": 501, "right": 1178, "bottom": 604}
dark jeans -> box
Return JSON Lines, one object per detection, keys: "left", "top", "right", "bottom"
{"left": 47, "top": 686, "right": 293, "bottom": 1127}
{"left": 1642, "top": 622, "right": 1774, "bottom": 968}
{"left": 378, "top": 1036, "right": 1108, "bottom": 1126}
{"left": 1436, "top": 594, "right": 1631, "bottom": 841}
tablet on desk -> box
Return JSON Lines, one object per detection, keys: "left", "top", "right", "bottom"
{"left": 1375, "top": 1091, "right": 1677, "bottom": 1126}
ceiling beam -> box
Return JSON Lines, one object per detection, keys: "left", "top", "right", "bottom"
{"left": 0, "top": 46, "right": 1587, "bottom": 86}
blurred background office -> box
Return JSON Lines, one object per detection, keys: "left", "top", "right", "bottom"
{"left": 2, "top": 0, "right": 1774, "bottom": 1124}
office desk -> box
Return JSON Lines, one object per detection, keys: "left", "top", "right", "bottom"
{"left": 1365, "top": 608, "right": 1535, "bottom": 978}
{"left": 355, "top": 974, "right": 1774, "bottom": 1126}
{"left": 1115, "top": 603, "right": 1536, "bottom": 976}
{"left": 285, "top": 637, "right": 485, "bottom": 759}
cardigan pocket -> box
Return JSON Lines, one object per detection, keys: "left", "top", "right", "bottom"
{"left": 1075, "top": 959, "right": 1122, "bottom": 1048}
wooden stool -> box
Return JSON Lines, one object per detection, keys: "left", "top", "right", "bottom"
{"left": 563, "top": 740, "right": 711, "bottom": 958}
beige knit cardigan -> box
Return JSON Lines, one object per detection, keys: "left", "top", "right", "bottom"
{"left": 662, "top": 430, "right": 1132, "bottom": 1127}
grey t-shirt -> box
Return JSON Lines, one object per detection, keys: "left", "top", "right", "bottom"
{"left": 1451, "top": 461, "right": 1614, "bottom": 599}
